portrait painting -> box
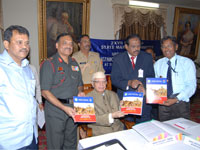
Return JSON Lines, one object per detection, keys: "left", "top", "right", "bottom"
{"left": 38, "top": 0, "right": 90, "bottom": 62}
{"left": 173, "top": 7, "right": 200, "bottom": 59}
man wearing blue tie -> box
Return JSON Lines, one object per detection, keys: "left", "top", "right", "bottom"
{"left": 154, "top": 36, "right": 196, "bottom": 121}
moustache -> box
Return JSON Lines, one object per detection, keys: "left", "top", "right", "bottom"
{"left": 134, "top": 50, "right": 140, "bottom": 53}
{"left": 85, "top": 45, "right": 90, "bottom": 48}
{"left": 64, "top": 48, "right": 72, "bottom": 51}
{"left": 20, "top": 48, "right": 29, "bottom": 52}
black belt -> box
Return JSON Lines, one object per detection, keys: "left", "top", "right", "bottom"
{"left": 58, "top": 98, "right": 73, "bottom": 104}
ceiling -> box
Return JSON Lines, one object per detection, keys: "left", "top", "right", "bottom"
{"left": 137, "top": 0, "right": 200, "bottom": 8}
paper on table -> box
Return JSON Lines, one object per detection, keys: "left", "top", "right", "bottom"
{"left": 174, "top": 120, "right": 199, "bottom": 130}
{"left": 132, "top": 120, "right": 185, "bottom": 142}
{"left": 37, "top": 108, "right": 45, "bottom": 129}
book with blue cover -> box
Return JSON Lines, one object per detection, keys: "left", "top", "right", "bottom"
{"left": 73, "top": 96, "right": 96, "bottom": 122}
{"left": 146, "top": 78, "right": 167, "bottom": 104}
{"left": 121, "top": 91, "right": 143, "bottom": 115}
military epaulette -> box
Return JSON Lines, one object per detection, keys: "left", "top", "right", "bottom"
{"left": 46, "top": 57, "right": 53, "bottom": 61}
{"left": 40, "top": 57, "right": 55, "bottom": 73}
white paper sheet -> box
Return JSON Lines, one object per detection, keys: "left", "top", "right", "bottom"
{"left": 37, "top": 108, "right": 45, "bottom": 129}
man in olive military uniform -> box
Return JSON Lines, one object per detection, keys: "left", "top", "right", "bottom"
{"left": 72, "top": 35, "right": 105, "bottom": 84}
{"left": 40, "top": 33, "right": 84, "bottom": 150}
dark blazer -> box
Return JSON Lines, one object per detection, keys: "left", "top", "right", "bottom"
{"left": 111, "top": 51, "right": 155, "bottom": 100}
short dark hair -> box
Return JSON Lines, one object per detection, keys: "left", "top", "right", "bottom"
{"left": 125, "top": 34, "right": 141, "bottom": 46}
{"left": 79, "top": 34, "right": 90, "bottom": 43}
{"left": 161, "top": 36, "right": 177, "bottom": 46}
{"left": 56, "top": 33, "right": 72, "bottom": 43}
{"left": 145, "top": 47, "right": 154, "bottom": 52}
{"left": 4, "top": 25, "right": 29, "bottom": 42}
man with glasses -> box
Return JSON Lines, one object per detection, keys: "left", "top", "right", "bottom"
{"left": 154, "top": 36, "right": 196, "bottom": 121}
{"left": 86, "top": 71, "right": 125, "bottom": 136}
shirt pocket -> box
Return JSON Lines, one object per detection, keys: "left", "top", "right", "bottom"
{"left": 71, "top": 70, "right": 79, "bottom": 86}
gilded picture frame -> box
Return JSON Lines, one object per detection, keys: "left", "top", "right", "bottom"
{"left": 38, "top": 0, "right": 90, "bottom": 62}
{"left": 173, "top": 7, "right": 200, "bottom": 59}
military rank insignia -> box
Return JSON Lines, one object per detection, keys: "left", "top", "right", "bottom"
{"left": 71, "top": 66, "right": 79, "bottom": 71}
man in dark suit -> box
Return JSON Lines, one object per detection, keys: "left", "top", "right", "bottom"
{"left": 111, "top": 34, "right": 155, "bottom": 124}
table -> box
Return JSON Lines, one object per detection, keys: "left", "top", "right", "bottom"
{"left": 78, "top": 118, "right": 200, "bottom": 150}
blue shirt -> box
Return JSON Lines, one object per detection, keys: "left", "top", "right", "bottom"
{"left": 0, "top": 50, "right": 38, "bottom": 150}
{"left": 154, "top": 54, "right": 196, "bottom": 102}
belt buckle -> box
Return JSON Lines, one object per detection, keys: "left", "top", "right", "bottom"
{"left": 68, "top": 98, "right": 73, "bottom": 104}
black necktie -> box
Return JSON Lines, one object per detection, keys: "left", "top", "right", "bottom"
{"left": 167, "top": 60, "right": 173, "bottom": 97}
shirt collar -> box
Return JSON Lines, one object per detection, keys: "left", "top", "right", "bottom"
{"left": 56, "top": 52, "right": 72, "bottom": 64}
{"left": 127, "top": 52, "right": 137, "bottom": 62}
{"left": 80, "top": 50, "right": 91, "bottom": 57}
{"left": 164, "top": 53, "right": 177, "bottom": 66}
{"left": 1, "top": 50, "right": 29, "bottom": 67}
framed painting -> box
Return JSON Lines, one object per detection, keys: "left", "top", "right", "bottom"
{"left": 173, "top": 7, "right": 200, "bottom": 59}
{"left": 38, "top": 0, "right": 90, "bottom": 62}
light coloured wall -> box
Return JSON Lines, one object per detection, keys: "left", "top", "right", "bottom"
{"left": 2, "top": 0, "right": 39, "bottom": 70}
{"left": 2, "top": 0, "right": 200, "bottom": 70}
{"left": 90, "top": 0, "right": 114, "bottom": 39}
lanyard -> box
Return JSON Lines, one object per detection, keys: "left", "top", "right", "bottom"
{"left": 171, "top": 59, "right": 177, "bottom": 73}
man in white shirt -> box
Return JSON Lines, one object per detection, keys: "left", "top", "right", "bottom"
{"left": 0, "top": 25, "right": 38, "bottom": 149}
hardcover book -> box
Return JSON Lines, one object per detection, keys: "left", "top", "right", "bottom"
{"left": 73, "top": 96, "right": 96, "bottom": 123}
{"left": 146, "top": 78, "right": 167, "bottom": 104}
{"left": 121, "top": 91, "right": 143, "bottom": 115}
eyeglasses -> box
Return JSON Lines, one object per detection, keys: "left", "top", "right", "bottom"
{"left": 93, "top": 80, "right": 107, "bottom": 84}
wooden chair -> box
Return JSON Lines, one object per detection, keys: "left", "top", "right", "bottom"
{"left": 83, "top": 84, "right": 94, "bottom": 94}
{"left": 120, "top": 118, "right": 135, "bottom": 129}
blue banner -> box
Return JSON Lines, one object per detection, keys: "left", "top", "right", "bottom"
{"left": 90, "top": 39, "right": 162, "bottom": 74}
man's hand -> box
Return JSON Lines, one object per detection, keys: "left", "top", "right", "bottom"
{"left": 128, "top": 80, "right": 142, "bottom": 89}
{"left": 137, "top": 84, "right": 146, "bottom": 96}
{"left": 38, "top": 103, "right": 44, "bottom": 110}
{"left": 78, "top": 92, "right": 85, "bottom": 97}
{"left": 161, "top": 98, "right": 178, "bottom": 106}
{"left": 112, "top": 111, "right": 125, "bottom": 119}
{"left": 63, "top": 106, "right": 76, "bottom": 121}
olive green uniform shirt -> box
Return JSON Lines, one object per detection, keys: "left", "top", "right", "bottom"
{"left": 72, "top": 51, "right": 105, "bottom": 84}
{"left": 40, "top": 52, "right": 83, "bottom": 99}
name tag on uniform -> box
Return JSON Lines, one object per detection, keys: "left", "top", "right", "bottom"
{"left": 80, "top": 62, "right": 86, "bottom": 64}
{"left": 71, "top": 66, "right": 79, "bottom": 71}
{"left": 138, "top": 69, "right": 143, "bottom": 78}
